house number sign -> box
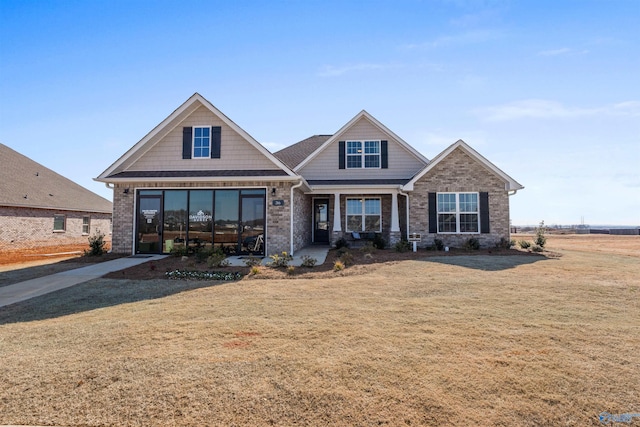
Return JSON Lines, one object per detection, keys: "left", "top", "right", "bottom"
{"left": 272, "top": 200, "right": 285, "bottom": 206}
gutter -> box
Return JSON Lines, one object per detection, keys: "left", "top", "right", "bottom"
{"left": 399, "top": 187, "right": 410, "bottom": 241}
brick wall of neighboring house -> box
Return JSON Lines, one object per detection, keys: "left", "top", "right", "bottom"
{"left": 0, "top": 206, "right": 112, "bottom": 252}
{"left": 410, "top": 147, "right": 511, "bottom": 248}
{"left": 110, "top": 181, "right": 298, "bottom": 255}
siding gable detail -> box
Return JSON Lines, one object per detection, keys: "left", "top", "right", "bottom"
{"left": 299, "top": 115, "right": 427, "bottom": 180}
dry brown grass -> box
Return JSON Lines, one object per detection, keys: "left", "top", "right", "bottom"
{"left": 1, "top": 235, "right": 639, "bottom": 426}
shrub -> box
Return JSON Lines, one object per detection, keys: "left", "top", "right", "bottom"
{"left": 464, "top": 237, "right": 480, "bottom": 250}
{"left": 300, "top": 255, "right": 317, "bottom": 268}
{"left": 243, "top": 256, "right": 262, "bottom": 267}
{"left": 372, "top": 233, "right": 386, "bottom": 249}
{"left": 267, "top": 251, "right": 293, "bottom": 268}
{"left": 531, "top": 244, "right": 544, "bottom": 252}
{"left": 287, "top": 265, "right": 295, "bottom": 275}
{"left": 360, "top": 242, "right": 377, "bottom": 254}
{"left": 394, "top": 240, "right": 411, "bottom": 253}
{"left": 249, "top": 266, "right": 261, "bottom": 275}
{"left": 339, "top": 251, "right": 354, "bottom": 266}
{"left": 333, "top": 260, "right": 345, "bottom": 271}
{"left": 518, "top": 240, "right": 531, "bottom": 249}
{"left": 534, "top": 220, "right": 547, "bottom": 247}
{"left": 85, "top": 230, "right": 107, "bottom": 256}
{"left": 336, "top": 247, "right": 350, "bottom": 257}
{"left": 335, "top": 237, "right": 350, "bottom": 249}
{"left": 170, "top": 245, "right": 189, "bottom": 257}
{"left": 207, "top": 247, "right": 229, "bottom": 268}
{"left": 496, "top": 237, "right": 515, "bottom": 250}
{"left": 433, "top": 238, "right": 445, "bottom": 251}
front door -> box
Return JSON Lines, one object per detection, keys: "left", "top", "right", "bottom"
{"left": 313, "top": 198, "right": 330, "bottom": 243}
{"left": 136, "top": 195, "right": 162, "bottom": 254}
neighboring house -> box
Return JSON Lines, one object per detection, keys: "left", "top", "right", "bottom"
{"left": 0, "top": 143, "right": 112, "bottom": 252}
{"left": 96, "top": 93, "right": 523, "bottom": 256}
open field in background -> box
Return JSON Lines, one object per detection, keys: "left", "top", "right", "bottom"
{"left": 0, "top": 234, "right": 639, "bottom": 426}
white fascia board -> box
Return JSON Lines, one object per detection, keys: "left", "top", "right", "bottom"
{"left": 97, "top": 93, "right": 297, "bottom": 180}
{"left": 306, "top": 185, "right": 402, "bottom": 195}
{"left": 96, "top": 175, "right": 302, "bottom": 184}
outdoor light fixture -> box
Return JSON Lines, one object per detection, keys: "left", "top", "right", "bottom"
{"left": 123, "top": 188, "right": 130, "bottom": 194}
{"left": 271, "top": 188, "right": 276, "bottom": 196}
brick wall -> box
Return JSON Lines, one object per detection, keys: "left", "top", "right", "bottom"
{"left": 0, "top": 206, "right": 112, "bottom": 252}
{"left": 410, "top": 147, "right": 511, "bottom": 248}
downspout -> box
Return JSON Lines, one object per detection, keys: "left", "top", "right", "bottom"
{"left": 290, "top": 179, "right": 304, "bottom": 256}
{"left": 398, "top": 188, "right": 410, "bottom": 241}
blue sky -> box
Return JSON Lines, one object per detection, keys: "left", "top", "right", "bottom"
{"left": 1, "top": 0, "right": 638, "bottom": 226}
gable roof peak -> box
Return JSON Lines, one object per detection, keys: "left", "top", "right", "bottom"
{"left": 293, "top": 109, "right": 429, "bottom": 171}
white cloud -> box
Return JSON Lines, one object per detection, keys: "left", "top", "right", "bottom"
{"left": 317, "top": 63, "right": 402, "bottom": 77}
{"left": 538, "top": 47, "right": 589, "bottom": 56}
{"left": 402, "top": 29, "right": 502, "bottom": 50}
{"left": 476, "top": 99, "right": 640, "bottom": 121}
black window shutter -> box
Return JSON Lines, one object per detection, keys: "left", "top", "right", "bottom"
{"left": 428, "top": 192, "right": 438, "bottom": 233}
{"left": 381, "top": 140, "right": 388, "bottom": 169}
{"left": 211, "top": 126, "right": 221, "bottom": 159}
{"left": 182, "top": 127, "right": 192, "bottom": 159}
{"left": 338, "top": 140, "right": 345, "bottom": 169}
{"left": 480, "top": 192, "right": 490, "bottom": 233}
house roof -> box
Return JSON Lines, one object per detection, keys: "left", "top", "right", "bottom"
{"left": 274, "top": 135, "right": 332, "bottom": 169}
{"left": 107, "top": 170, "right": 289, "bottom": 179}
{"left": 404, "top": 139, "right": 525, "bottom": 192}
{"left": 292, "top": 110, "right": 429, "bottom": 172}
{"left": 307, "top": 179, "right": 410, "bottom": 186}
{"left": 0, "top": 143, "right": 113, "bottom": 213}
{"left": 97, "top": 93, "right": 297, "bottom": 181}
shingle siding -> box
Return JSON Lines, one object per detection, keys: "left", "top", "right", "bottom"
{"left": 125, "top": 106, "right": 280, "bottom": 172}
{"left": 299, "top": 117, "right": 425, "bottom": 180}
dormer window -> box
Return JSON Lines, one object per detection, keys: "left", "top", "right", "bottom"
{"left": 346, "top": 140, "right": 380, "bottom": 168}
{"left": 193, "top": 127, "right": 211, "bottom": 158}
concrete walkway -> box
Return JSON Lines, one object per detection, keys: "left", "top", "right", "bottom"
{"left": 0, "top": 255, "right": 167, "bottom": 308}
{"left": 0, "top": 246, "right": 331, "bottom": 308}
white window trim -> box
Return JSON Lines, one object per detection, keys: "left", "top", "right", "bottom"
{"left": 82, "top": 215, "right": 91, "bottom": 235}
{"left": 346, "top": 140, "right": 381, "bottom": 169}
{"left": 192, "top": 125, "right": 211, "bottom": 159}
{"left": 436, "top": 192, "right": 480, "bottom": 234}
{"left": 345, "top": 197, "right": 382, "bottom": 232}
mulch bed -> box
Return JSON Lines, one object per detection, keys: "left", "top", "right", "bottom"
{"left": 104, "top": 247, "right": 543, "bottom": 281}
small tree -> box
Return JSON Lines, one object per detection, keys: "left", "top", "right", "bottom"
{"left": 534, "top": 220, "right": 547, "bottom": 248}
{"left": 85, "top": 230, "right": 107, "bottom": 256}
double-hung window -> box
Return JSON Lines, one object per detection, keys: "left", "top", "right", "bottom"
{"left": 437, "top": 192, "right": 479, "bottom": 233}
{"left": 193, "top": 126, "right": 211, "bottom": 158}
{"left": 82, "top": 216, "right": 90, "bottom": 234}
{"left": 346, "top": 198, "right": 381, "bottom": 232}
{"left": 53, "top": 214, "right": 66, "bottom": 232}
{"left": 346, "top": 140, "right": 380, "bottom": 169}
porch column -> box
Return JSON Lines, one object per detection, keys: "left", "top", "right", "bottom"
{"left": 391, "top": 191, "right": 400, "bottom": 232}
{"left": 333, "top": 192, "right": 342, "bottom": 231}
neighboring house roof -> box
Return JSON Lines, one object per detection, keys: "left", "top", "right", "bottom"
{"left": 0, "top": 143, "right": 113, "bottom": 213}
{"left": 404, "top": 139, "right": 525, "bottom": 192}
{"left": 274, "top": 135, "right": 332, "bottom": 169}
{"left": 96, "top": 92, "right": 297, "bottom": 181}
{"left": 293, "top": 110, "right": 429, "bottom": 172}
